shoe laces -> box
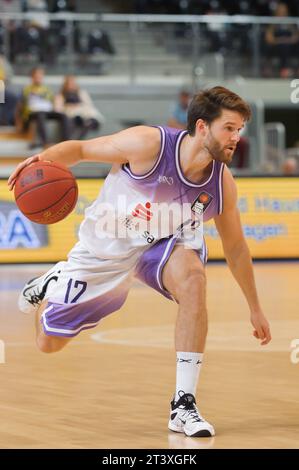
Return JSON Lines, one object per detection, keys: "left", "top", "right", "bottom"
{"left": 25, "top": 272, "right": 59, "bottom": 306}
{"left": 176, "top": 391, "right": 203, "bottom": 423}
{"left": 27, "top": 287, "right": 44, "bottom": 306}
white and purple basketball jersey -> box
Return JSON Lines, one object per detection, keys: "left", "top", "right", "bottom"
{"left": 79, "top": 126, "right": 225, "bottom": 259}
{"left": 42, "top": 126, "right": 225, "bottom": 337}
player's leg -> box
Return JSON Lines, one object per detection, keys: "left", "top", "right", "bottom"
{"left": 18, "top": 262, "right": 71, "bottom": 352}
{"left": 35, "top": 301, "right": 72, "bottom": 353}
{"left": 162, "top": 246, "right": 215, "bottom": 437}
{"left": 162, "top": 245, "right": 208, "bottom": 353}
{"left": 162, "top": 245, "right": 214, "bottom": 437}
{"left": 48, "top": 111, "right": 72, "bottom": 141}
{"left": 30, "top": 111, "right": 48, "bottom": 146}
{"left": 19, "top": 242, "right": 135, "bottom": 354}
{"left": 135, "top": 239, "right": 214, "bottom": 437}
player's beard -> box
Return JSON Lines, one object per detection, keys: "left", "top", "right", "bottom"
{"left": 204, "top": 132, "right": 236, "bottom": 164}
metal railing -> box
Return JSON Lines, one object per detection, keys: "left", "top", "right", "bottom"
{"left": 1, "top": 13, "right": 299, "bottom": 79}
{"left": 264, "top": 122, "right": 286, "bottom": 172}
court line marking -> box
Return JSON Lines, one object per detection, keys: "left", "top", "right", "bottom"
{"left": 2, "top": 322, "right": 298, "bottom": 353}
{"left": 91, "top": 320, "right": 299, "bottom": 352}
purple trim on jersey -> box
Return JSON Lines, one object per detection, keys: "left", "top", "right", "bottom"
{"left": 122, "top": 126, "right": 166, "bottom": 179}
{"left": 175, "top": 130, "right": 216, "bottom": 188}
{"left": 135, "top": 235, "right": 208, "bottom": 301}
{"left": 118, "top": 126, "right": 223, "bottom": 224}
{"left": 41, "top": 289, "right": 129, "bottom": 337}
{"left": 202, "top": 237, "right": 208, "bottom": 263}
{"left": 218, "top": 163, "right": 225, "bottom": 214}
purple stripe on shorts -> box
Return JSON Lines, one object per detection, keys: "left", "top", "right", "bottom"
{"left": 41, "top": 288, "right": 129, "bottom": 337}
{"left": 136, "top": 236, "right": 177, "bottom": 300}
{"left": 135, "top": 235, "right": 207, "bottom": 301}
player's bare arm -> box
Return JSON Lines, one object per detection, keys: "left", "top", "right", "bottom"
{"left": 214, "top": 166, "right": 271, "bottom": 345}
{"left": 8, "top": 125, "right": 161, "bottom": 191}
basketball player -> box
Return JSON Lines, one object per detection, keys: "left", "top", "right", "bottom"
{"left": 8, "top": 86, "right": 272, "bottom": 438}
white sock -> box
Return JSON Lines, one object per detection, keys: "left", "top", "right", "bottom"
{"left": 175, "top": 351, "right": 203, "bottom": 401}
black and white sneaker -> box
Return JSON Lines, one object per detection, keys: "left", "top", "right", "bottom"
{"left": 18, "top": 270, "right": 60, "bottom": 314}
{"left": 168, "top": 391, "right": 215, "bottom": 437}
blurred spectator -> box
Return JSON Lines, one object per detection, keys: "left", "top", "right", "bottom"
{"left": 51, "top": 0, "right": 77, "bottom": 12}
{"left": 16, "top": 67, "right": 71, "bottom": 147}
{"left": 0, "top": 54, "right": 19, "bottom": 126}
{"left": 22, "top": 0, "right": 56, "bottom": 64}
{"left": 204, "top": 5, "right": 230, "bottom": 54}
{"left": 87, "top": 29, "right": 115, "bottom": 56}
{"left": 0, "top": 0, "right": 23, "bottom": 62}
{"left": 49, "top": 0, "right": 80, "bottom": 57}
{"left": 167, "top": 89, "right": 191, "bottom": 130}
{"left": 54, "top": 75, "right": 104, "bottom": 140}
{"left": 281, "top": 157, "right": 298, "bottom": 174}
{"left": 264, "top": 2, "right": 299, "bottom": 78}
{"left": 23, "top": 0, "right": 49, "bottom": 29}
{"left": 0, "top": 53, "right": 13, "bottom": 83}
{"left": 114, "top": 0, "right": 299, "bottom": 15}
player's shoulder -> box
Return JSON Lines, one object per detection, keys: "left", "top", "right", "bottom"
{"left": 117, "top": 125, "right": 162, "bottom": 156}
{"left": 222, "top": 165, "right": 238, "bottom": 210}
{"left": 223, "top": 164, "right": 238, "bottom": 184}
{"left": 128, "top": 125, "right": 161, "bottom": 141}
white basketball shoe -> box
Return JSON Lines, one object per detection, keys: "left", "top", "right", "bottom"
{"left": 168, "top": 391, "right": 215, "bottom": 438}
{"left": 18, "top": 269, "right": 61, "bottom": 314}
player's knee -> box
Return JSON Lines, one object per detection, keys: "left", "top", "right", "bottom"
{"left": 177, "top": 266, "right": 206, "bottom": 302}
{"left": 36, "top": 336, "right": 65, "bottom": 354}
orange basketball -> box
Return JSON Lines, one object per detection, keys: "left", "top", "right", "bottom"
{"left": 14, "top": 161, "right": 78, "bottom": 224}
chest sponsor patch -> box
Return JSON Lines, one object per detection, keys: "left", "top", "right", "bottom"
{"left": 191, "top": 191, "right": 213, "bottom": 215}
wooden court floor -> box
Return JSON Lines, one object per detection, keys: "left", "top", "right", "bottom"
{"left": 0, "top": 262, "right": 298, "bottom": 449}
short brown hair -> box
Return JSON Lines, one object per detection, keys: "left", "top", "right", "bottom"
{"left": 187, "top": 86, "right": 251, "bottom": 135}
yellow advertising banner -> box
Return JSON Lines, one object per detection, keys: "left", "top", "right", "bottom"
{"left": 205, "top": 177, "right": 299, "bottom": 259}
{"left": 0, "top": 177, "right": 298, "bottom": 262}
{"left": 0, "top": 179, "right": 102, "bottom": 263}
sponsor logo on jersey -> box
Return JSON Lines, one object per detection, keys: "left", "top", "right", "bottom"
{"left": 121, "top": 214, "right": 155, "bottom": 244}
{"left": 132, "top": 202, "right": 153, "bottom": 221}
{"left": 191, "top": 191, "right": 213, "bottom": 215}
{"left": 93, "top": 197, "right": 202, "bottom": 248}
{"left": 158, "top": 175, "right": 174, "bottom": 185}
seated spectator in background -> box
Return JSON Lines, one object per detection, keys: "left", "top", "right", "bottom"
{"left": 0, "top": 0, "right": 23, "bottom": 63}
{"left": 51, "top": 0, "right": 76, "bottom": 12}
{"left": 22, "top": 0, "right": 55, "bottom": 64}
{"left": 54, "top": 75, "right": 104, "bottom": 140}
{"left": 281, "top": 157, "right": 298, "bottom": 175}
{"left": 264, "top": 2, "right": 299, "bottom": 78}
{"left": 167, "top": 89, "right": 191, "bottom": 130}
{"left": 205, "top": 5, "right": 230, "bottom": 54}
{"left": 16, "top": 67, "right": 71, "bottom": 148}
{"left": 23, "top": 0, "right": 49, "bottom": 28}
{"left": 0, "top": 54, "right": 19, "bottom": 126}
{"left": 87, "top": 29, "right": 115, "bottom": 55}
